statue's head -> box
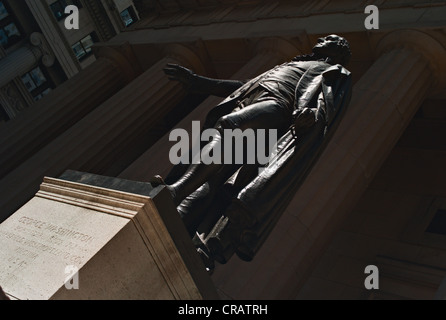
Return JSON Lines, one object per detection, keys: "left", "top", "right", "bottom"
{"left": 312, "top": 34, "right": 352, "bottom": 66}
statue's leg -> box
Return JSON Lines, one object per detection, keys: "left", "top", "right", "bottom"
{"left": 164, "top": 136, "right": 211, "bottom": 185}
{"left": 179, "top": 163, "right": 241, "bottom": 235}
{"left": 168, "top": 130, "right": 225, "bottom": 205}
{"left": 168, "top": 99, "right": 292, "bottom": 206}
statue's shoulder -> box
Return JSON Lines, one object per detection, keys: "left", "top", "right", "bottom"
{"left": 288, "top": 60, "right": 323, "bottom": 69}
{"left": 326, "top": 64, "right": 351, "bottom": 76}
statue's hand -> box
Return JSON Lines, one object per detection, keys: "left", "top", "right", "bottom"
{"left": 163, "top": 63, "right": 196, "bottom": 89}
{"left": 294, "top": 108, "right": 317, "bottom": 128}
{"left": 292, "top": 108, "right": 317, "bottom": 137}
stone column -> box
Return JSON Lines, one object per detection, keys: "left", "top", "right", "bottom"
{"left": 0, "top": 46, "right": 42, "bottom": 89}
{"left": 0, "top": 33, "right": 56, "bottom": 119}
{"left": 0, "top": 44, "right": 141, "bottom": 179}
{"left": 0, "top": 44, "right": 206, "bottom": 223}
{"left": 211, "top": 30, "right": 446, "bottom": 299}
{"left": 25, "top": 0, "right": 80, "bottom": 78}
{"left": 119, "top": 37, "right": 301, "bottom": 181}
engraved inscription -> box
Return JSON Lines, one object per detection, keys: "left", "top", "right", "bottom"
{"left": 0, "top": 216, "right": 96, "bottom": 275}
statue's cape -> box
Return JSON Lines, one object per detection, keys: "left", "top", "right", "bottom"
{"left": 202, "top": 62, "right": 350, "bottom": 129}
{"left": 224, "top": 64, "right": 353, "bottom": 261}
{"left": 201, "top": 66, "right": 281, "bottom": 130}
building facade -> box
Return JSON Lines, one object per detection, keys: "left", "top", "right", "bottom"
{"left": 1, "top": 0, "right": 446, "bottom": 299}
{"left": 0, "top": 0, "right": 139, "bottom": 122}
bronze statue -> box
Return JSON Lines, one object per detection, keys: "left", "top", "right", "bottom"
{"left": 158, "top": 35, "right": 353, "bottom": 272}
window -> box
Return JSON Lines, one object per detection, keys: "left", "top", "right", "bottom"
{"left": 120, "top": 6, "right": 138, "bottom": 27}
{"left": 71, "top": 33, "right": 98, "bottom": 61}
{"left": 0, "top": 2, "right": 8, "bottom": 20}
{"left": 21, "top": 67, "right": 53, "bottom": 102}
{"left": 0, "top": 1, "right": 23, "bottom": 49}
{"left": 50, "top": 0, "right": 82, "bottom": 21}
{"left": 0, "top": 22, "right": 20, "bottom": 47}
{"left": 33, "top": 88, "right": 52, "bottom": 102}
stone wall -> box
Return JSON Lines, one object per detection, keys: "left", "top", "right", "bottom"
{"left": 297, "top": 99, "right": 446, "bottom": 299}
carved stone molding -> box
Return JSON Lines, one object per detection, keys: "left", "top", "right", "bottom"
{"left": 25, "top": 0, "right": 81, "bottom": 78}
{"left": 0, "top": 83, "right": 28, "bottom": 119}
{"left": 30, "top": 32, "right": 55, "bottom": 68}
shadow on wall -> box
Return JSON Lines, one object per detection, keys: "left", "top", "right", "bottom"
{"left": 0, "top": 286, "right": 9, "bottom": 300}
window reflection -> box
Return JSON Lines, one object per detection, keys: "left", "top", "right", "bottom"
{"left": 120, "top": 7, "right": 138, "bottom": 27}
{"left": 21, "top": 67, "right": 52, "bottom": 102}
{"left": 0, "top": 1, "right": 22, "bottom": 49}
{"left": 71, "top": 33, "right": 97, "bottom": 61}
{"left": 0, "top": 2, "right": 9, "bottom": 20}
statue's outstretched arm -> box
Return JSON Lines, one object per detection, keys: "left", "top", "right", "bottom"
{"left": 163, "top": 63, "right": 245, "bottom": 98}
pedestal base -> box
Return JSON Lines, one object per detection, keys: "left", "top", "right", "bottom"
{"left": 0, "top": 171, "right": 219, "bottom": 300}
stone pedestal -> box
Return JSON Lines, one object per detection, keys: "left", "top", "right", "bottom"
{"left": 0, "top": 171, "right": 218, "bottom": 300}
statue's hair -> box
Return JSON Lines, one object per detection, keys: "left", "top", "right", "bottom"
{"left": 336, "top": 37, "right": 352, "bottom": 66}
{"left": 292, "top": 37, "right": 352, "bottom": 67}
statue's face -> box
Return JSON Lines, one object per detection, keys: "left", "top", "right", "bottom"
{"left": 312, "top": 34, "right": 347, "bottom": 62}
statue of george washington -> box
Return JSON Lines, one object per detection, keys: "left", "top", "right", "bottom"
{"left": 157, "top": 35, "right": 353, "bottom": 272}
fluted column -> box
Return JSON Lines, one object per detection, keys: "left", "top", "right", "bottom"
{"left": 0, "top": 46, "right": 41, "bottom": 88}
{"left": 0, "top": 37, "right": 45, "bottom": 89}
{"left": 0, "top": 45, "right": 141, "bottom": 179}
{"left": 0, "top": 44, "right": 206, "bottom": 223}
{"left": 119, "top": 37, "right": 301, "bottom": 181}
{"left": 212, "top": 30, "right": 446, "bottom": 299}
{"left": 0, "top": 33, "right": 55, "bottom": 119}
